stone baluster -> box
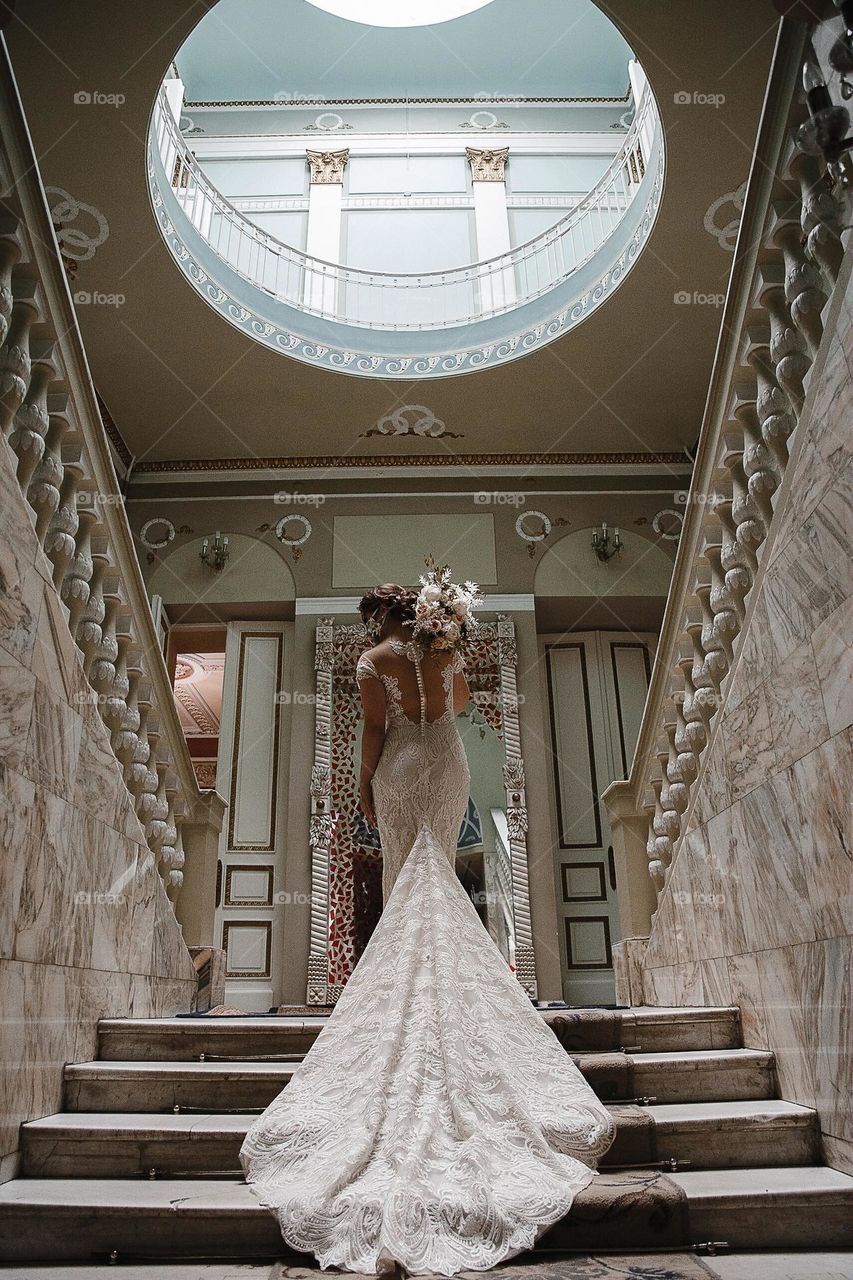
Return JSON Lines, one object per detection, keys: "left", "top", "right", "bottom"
{"left": 752, "top": 267, "right": 810, "bottom": 413}
{"left": 665, "top": 707, "right": 695, "bottom": 795}
{"left": 76, "top": 554, "right": 109, "bottom": 672}
{"left": 27, "top": 403, "right": 70, "bottom": 544}
{"left": 136, "top": 720, "right": 162, "bottom": 832}
{"left": 788, "top": 146, "right": 844, "bottom": 286}
{"left": 147, "top": 761, "right": 171, "bottom": 861}
{"left": 653, "top": 730, "right": 682, "bottom": 853}
{"left": 743, "top": 335, "right": 799, "bottom": 472}
{"left": 0, "top": 279, "right": 39, "bottom": 438}
{"left": 113, "top": 665, "right": 141, "bottom": 764}
{"left": 0, "top": 226, "right": 21, "bottom": 347}
{"left": 60, "top": 505, "right": 96, "bottom": 637}
{"left": 102, "top": 629, "right": 132, "bottom": 740}
{"left": 167, "top": 821, "right": 186, "bottom": 895}
{"left": 125, "top": 696, "right": 152, "bottom": 803}
{"left": 676, "top": 647, "right": 711, "bottom": 760}
{"left": 657, "top": 720, "right": 688, "bottom": 864}
{"left": 695, "top": 576, "right": 731, "bottom": 685}
{"left": 770, "top": 205, "right": 827, "bottom": 357}
{"left": 642, "top": 788, "right": 664, "bottom": 896}
{"left": 89, "top": 592, "right": 119, "bottom": 719}
{"left": 44, "top": 463, "right": 82, "bottom": 591}
{"left": 713, "top": 483, "right": 757, "bottom": 605}
{"left": 672, "top": 671, "right": 702, "bottom": 790}
{"left": 646, "top": 773, "right": 670, "bottom": 891}
{"left": 158, "top": 785, "right": 180, "bottom": 881}
{"left": 703, "top": 532, "right": 743, "bottom": 655}
{"left": 719, "top": 430, "right": 770, "bottom": 560}
{"left": 10, "top": 342, "right": 55, "bottom": 490}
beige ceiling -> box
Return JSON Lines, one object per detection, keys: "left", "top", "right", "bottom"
{"left": 7, "top": 1, "right": 780, "bottom": 470}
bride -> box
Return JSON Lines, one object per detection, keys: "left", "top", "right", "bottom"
{"left": 240, "top": 564, "right": 615, "bottom": 1276}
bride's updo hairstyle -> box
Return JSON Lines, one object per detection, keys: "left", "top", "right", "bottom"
{"left": 359, "top": 583, "right": 418, "bottom": 630}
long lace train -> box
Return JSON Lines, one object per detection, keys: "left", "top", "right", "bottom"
{"left": 240, "top": 824, "right": 615, "bottom": 1276}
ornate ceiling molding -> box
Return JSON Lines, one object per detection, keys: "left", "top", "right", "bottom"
{"left": 184, "top": 94, "right": 631, "bottom": 109}
{"left": 133, "top": 449, "right": 688, "bottom": 475}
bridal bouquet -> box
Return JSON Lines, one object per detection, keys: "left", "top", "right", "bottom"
{"left": 411, "top": 556, "right": 482, "bottom": 653}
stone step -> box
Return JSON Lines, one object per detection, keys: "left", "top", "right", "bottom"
{"left": 96, "top": 1005, "right": 742, "bottom": 1061}
{"left": 1, "top": 1259, "right": 850, "bottom": 1280}
{"left": 64, "top": 1048, "right": 775, "bottom": 1113}
{"left": 21, "top": 1100, "right": 819, "bottom": 1178}
{"left": 2, "top": 1256, "right": 853, "bottom": 1280}
{"left": 1, "top": 1168, "right": 850, "bottom": 1261}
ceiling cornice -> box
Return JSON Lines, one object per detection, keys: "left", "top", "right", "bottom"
{"left": 132, "top": 450, "right": 689, "bottom": 476}
{"left": 183, "top": 94, "right": 631, "bottom": 109}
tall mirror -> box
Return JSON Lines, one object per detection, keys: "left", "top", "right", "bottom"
{"left": 306, "top": 616, "right": 536, "bottom": 1005}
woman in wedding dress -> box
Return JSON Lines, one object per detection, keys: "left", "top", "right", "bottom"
{"left": 240, "top": 569, "right": 615, "bottom": 1277}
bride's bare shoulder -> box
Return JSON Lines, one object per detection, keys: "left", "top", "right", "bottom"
{"left": 362, "top": 641, "right": 390, "bottom": 664}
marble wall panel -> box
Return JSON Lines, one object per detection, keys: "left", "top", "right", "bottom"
{"left": 0, "top": 765, "right": 34, "bottom": 960}
{"left": 763, "top": 470, "right": 853, "bottom": 670}
{"left": 21, "top": 676, "right": 83, "bottom": 803}
{"left": 721, "top": 685, "right": 775, "bottom": 803}
{"left": 764, "top": 639, "right": 829, "bottom": 773}
{"left": 725, "top": 951, "right": 769, "bottom": 1049}
{"left": 642, "top": 277, "right": 852, "bottom": 1171}
{"left": 812, "top": 595, "right": 853, "bottom": 737}
{"left": 770, "top": 334, "right": 853, "bottom": 554}
{"left": 0, "top": 442, "right": 197, "bottom": 1168}
{"left": 792, "top": 731, "right": 853, "bottom": 941}
{"left": 0, "top": 648, "right": 35, "bottom": 774}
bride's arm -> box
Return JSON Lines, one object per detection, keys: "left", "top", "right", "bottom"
{"left": 358, "top": 674, "right": 386, "bottom": 827}
{"left": 452, "top": 669, "right": 470, "bottom": 713}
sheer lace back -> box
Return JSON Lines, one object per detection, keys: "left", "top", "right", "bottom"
{"left": 356, "top": 639, "right": 462, "bottom": 729}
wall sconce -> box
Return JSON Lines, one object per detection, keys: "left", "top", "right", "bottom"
{"left": 797, "top": 30, "right": 853, "bottom": 189}
{"left": 200, "top": 530, "right": 229, "bottom": 571}
{"left": 592, "top": 522, "right": 622, "bottom": 562}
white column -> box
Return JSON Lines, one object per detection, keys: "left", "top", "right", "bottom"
{"left": 163, "top": 76, "right": 185, "bottom": 126}
{"left": 467, "top": 147, "right": 515, "bottom": 314}
{"left": 304, "top": 149, "right": 348, "bottom": 317}
{"left": 627, "top": 59, "right": 652, "bottom": 170}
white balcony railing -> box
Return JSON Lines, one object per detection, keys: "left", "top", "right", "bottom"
{"left": 150, "top": 85, "right": 660, "bottom": 334}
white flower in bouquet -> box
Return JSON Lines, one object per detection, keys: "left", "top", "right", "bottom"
{"left": 410, "top": 556, "right": 482, "bottom": 653}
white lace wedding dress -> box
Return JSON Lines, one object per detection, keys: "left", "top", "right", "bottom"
{"left": 240, "top": 640, "right": 615, "bottom": 1276}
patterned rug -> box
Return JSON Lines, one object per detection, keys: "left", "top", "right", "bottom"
{"left": 268, "top": 1252, "right": 716, "bottom": 1279}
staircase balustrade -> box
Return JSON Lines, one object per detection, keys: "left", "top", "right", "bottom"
{"left": 0, "top": 38, "right": 224, "bottom": 925}
{"left": 602, "top": 21, "right": 848, "bottom": 947}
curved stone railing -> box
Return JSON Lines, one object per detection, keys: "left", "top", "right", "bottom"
{"left": 602, "top": 20, "right": 846, "bottom": 943}
{"left": 0, "top": 39, "right": 221, "bottom": 916}
{"left": 149, "top": 84, "right": 660, "bottom": 333}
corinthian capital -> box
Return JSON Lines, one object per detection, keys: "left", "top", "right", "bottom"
{"left": 306, "top": 149, "right": 349, "bottom": 184}
{"left": 466, "top": 146, "right": 509, "bottom": 182}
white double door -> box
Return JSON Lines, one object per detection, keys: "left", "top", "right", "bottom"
{"left": 542, "top": 630, "right": 655, "bottom": 1005}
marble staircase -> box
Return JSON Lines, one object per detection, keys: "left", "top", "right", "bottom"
{"left": 1, "top": 1006, "right": 852, "bottom": 1264}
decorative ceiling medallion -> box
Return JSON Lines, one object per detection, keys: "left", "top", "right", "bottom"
{"left": 275, "top": 514, "right": 312, "bottom": 561}
{"left": 360, "top": 405, "right": 462, "bottom": 439}
{"left": 652, "top": 508, "right": 684, "bottom": 540}
{"left": 139, "top": 516, "right": 176, "bottom": 549}
{"left": 704, "top": 181, "right": 747, "bottom": 252}
{"left": 515, "top": 510, "right": 552, "bottom": 541}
